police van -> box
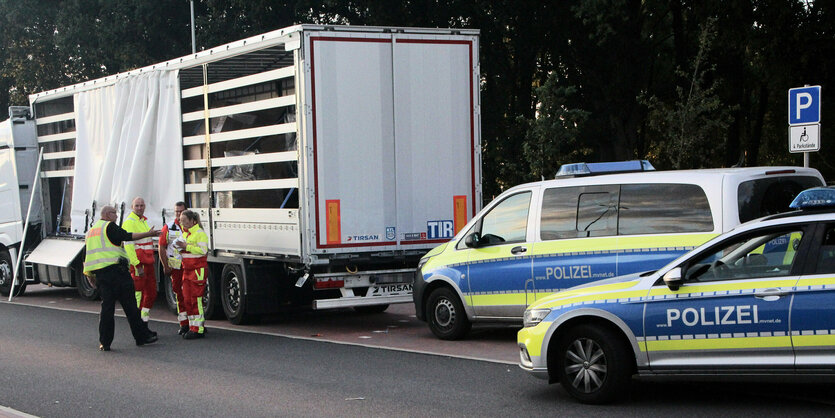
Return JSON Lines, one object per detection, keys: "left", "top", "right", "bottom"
{"left": 413, "top": 161, "right": 824, "bottom": 340}
{"left": 517, "top": 187, "right": 835, "bottom": 403}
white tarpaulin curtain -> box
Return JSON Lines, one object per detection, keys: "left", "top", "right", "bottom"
{"left": 71, "top": 70, "right": 184, "bottom": 232}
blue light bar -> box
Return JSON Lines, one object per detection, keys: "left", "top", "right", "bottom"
{"left": 556, "top": 160, "right": 655, "bottom": 178}
{"left": 789, "top": 187, "right": 835, "bottom": 210}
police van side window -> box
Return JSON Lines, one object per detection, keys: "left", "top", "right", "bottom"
{"left": 540, "top": 185, "right": 618, "bottom": 240}
{"left": 684, "top": 228, "right": 804, "bottom": 283}
{"left": 738, "top": 176, "right": 823, "bottom": 223}
{"left": 813, "top": 225, "right": 835, "bottom": 274}
{"left": 577, "top": 191, "right": 618, "bottom": 237}
{"left": 618, "top": 184, "right": 713, "bottom": 235}
{"left": 473, "top": 191, "right": 532, "bottom": 246}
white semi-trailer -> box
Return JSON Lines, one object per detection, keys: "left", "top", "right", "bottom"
{"left": 1, "top": 24, "right": 482, "bottom": 324}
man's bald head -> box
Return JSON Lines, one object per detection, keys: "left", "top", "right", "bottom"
{"left": 132, "top": 197, "right": 146, "bottom": 217}
{"left": 100, "top": 206, "right": 118, "bottom": 222}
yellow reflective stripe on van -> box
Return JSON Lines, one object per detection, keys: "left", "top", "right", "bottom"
{"left": 615, "top": 233, "right": 718, "bottom": 249}
{"left": 470, "top": 292, "right": 528, "bottom": 307}
{"left": 642, "top": 335, "right": 792, "bottom": 352}
{"left": 792, "top": 335, "right": 835, "bottom": 347}
{"left": 531, "top": 233, "right": 716, "bottom": 256}
{"left": 470, "top": 280, "right": 644, "bottom": 308}
{"left": 423, "top": 248, "right": 469, "bottom": 272}
{"left": 532, "top": 236, "right": 620, "bottom": 254}
{"left": 423, "top": 232, "right": 717, "bottom": 274}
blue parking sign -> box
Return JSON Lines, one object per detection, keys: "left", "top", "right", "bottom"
{"left": 788, "top": 86, "right": 821, "bottom": 125}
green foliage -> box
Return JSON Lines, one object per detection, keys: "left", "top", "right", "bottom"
{"left": 641, "top": 18, "right": 736, "bottom": 169}
{"left": 0, "top": 0, "right": 833, "bottom": 193}
{"left": 521, "top": 81, "right": 591, "bottom": 180}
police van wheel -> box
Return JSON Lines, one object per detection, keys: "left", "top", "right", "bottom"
{"left": 426, "top": 287, "right": 471, "bottom": 340}
{"left": 555, "top": 324, "right": 631, "bottom": 404}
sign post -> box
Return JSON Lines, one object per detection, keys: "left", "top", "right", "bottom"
{"left": 788, "top": 85, "right": 822, "bottom": 167}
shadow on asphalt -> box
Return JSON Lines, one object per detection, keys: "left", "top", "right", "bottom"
{"left": 524, "top": 377, "right": 835, "bottom": 408}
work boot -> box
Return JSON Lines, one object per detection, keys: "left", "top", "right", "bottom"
{"left": 136, "top": 334, "right": 159, "bottom": 346}
{"left": 178, "top": 325, "right": 189, "bottom": 336}
{"left": 183, "top": 331, "right": 204, "bottom": 340}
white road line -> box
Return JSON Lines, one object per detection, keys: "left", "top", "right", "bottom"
{"left": 0, "top": 405, "right": 39, "bottom": 418}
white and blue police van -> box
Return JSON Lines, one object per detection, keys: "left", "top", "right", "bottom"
{"left": 413, "top": 161, "right": 824, "bottom": 340}
{"left": 518, "top": 187, "right": 835, "bottom": 403}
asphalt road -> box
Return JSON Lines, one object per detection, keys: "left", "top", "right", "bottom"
{"left": 2, "top": 301, "right": 835, "bottom": 417}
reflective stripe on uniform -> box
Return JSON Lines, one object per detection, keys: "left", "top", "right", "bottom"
{"left": 141, "top": 307, "right": 150, "bottom": 322}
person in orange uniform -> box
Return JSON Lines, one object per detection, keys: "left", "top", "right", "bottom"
{"left": 122, "top": 197, "right": 158, "bottom": 329}
{"left": 176, "top": 209, "right": 209, "bottom": 339}
{"left": 159, "top": 201, "right": 188, "bottom": 335}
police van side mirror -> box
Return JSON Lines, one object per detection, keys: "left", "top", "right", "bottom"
{"left": 464, "top": 233, "right": 481, "bottom": 248}
{"left": 663, "top": 267, "right": 683, "bottom": 291}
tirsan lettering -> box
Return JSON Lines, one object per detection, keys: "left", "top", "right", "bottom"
{"left": 666, "top": 305, "right": 759, "bottom": 327}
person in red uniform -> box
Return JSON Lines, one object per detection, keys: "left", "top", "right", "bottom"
{"left": 159, "top": 201, "right": 188, "bottom": 335}
{"left": 123, "top": 197, "right": 158, "bottom": 328}
{"left": 176, "top": 209, "right": 209, "bottom": 339}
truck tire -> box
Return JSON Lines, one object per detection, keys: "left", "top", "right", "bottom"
{"left": 554, "top": 324, "right": 632, "bottom": 404}
{"left": 0, "top": 249, "right": 24, "bottom": 297}
{"left": 426, "top": 287, "right": 471, "bottom": 340}
{"left": 162, "top": 270, "right": 179, "bottom": 315}
{"left": 353, "top": 304, "right": 389, "bottom": 314}
{"left": 163, "top": 267, "right": 222, "bottom": 319}
{"left": 220, "top": 264, "right": 256, "bottom": 325}
{"left": 75, "top": 260, "right": 99, "bottom": 300}
{"left": 203, "top": 267, "right": 222, "bottom": 320}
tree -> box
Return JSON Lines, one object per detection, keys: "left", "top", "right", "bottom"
{"left": 521, "top": 82, "right": 590, "bottom": 179}
{"left": 642, "top": 18, "right": 736, "bottom": 169}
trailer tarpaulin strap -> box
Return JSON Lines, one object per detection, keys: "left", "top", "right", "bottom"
{"left": 71, "top": 71, "right": 184, "bottom": 231}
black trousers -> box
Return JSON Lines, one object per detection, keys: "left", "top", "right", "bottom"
{"left": 96, "top": 264, "right": 150, "bottom": 347}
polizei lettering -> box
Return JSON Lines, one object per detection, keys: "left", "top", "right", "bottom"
{"left": 545, "top": 265, "right": 592, "bottom": 280}
{"left": 666, "top": 305, "right": 760, "bottom": 327}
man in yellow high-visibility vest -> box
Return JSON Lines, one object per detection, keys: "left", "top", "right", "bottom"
{"left": 84, "top": 205, "right": 160, "bottom": 351}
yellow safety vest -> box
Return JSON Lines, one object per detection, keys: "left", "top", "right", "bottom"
{"left": 83, "top": 220, "right": 127, "bottom": 274}
{"left": 181, "top": 224, "right": 209, "bottom": 270}
{"left": 123, "top": 212, "right": 155, "bottom": 265}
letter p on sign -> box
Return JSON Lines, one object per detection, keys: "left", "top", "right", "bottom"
{"left": 788, "top": 86, "right": 821, "bottom": 125}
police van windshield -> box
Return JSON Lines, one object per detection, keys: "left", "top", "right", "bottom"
{"left": 738, "top": 176, "right": 823, "bottom": 223}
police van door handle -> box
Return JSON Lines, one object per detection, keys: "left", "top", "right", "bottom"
{"left": 511, "top": 246, "right": 527, "bottom": 255}
{"left": 755, "top": 288, "right": 788, "bottom": 300}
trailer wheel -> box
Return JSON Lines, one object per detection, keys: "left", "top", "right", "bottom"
{"left": 0, "top": 249, "right": 24, "bottom": 297}
{"left": 426, "top": 287, "right": 471, "bottom": 340}
{"left": 220, "top": 264, "right": 256, "bottom": 325}
{"left": 162, "top": 270, "right": 179, "bottom": 315}
{"left": 353, "top": 304, "right": 389, "bottom": 314}
{"left": 75, "top": 259, "right": 99, "bottom": 300}
{"left": 203, "top": 267, "right": 222, "bottom": 320}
